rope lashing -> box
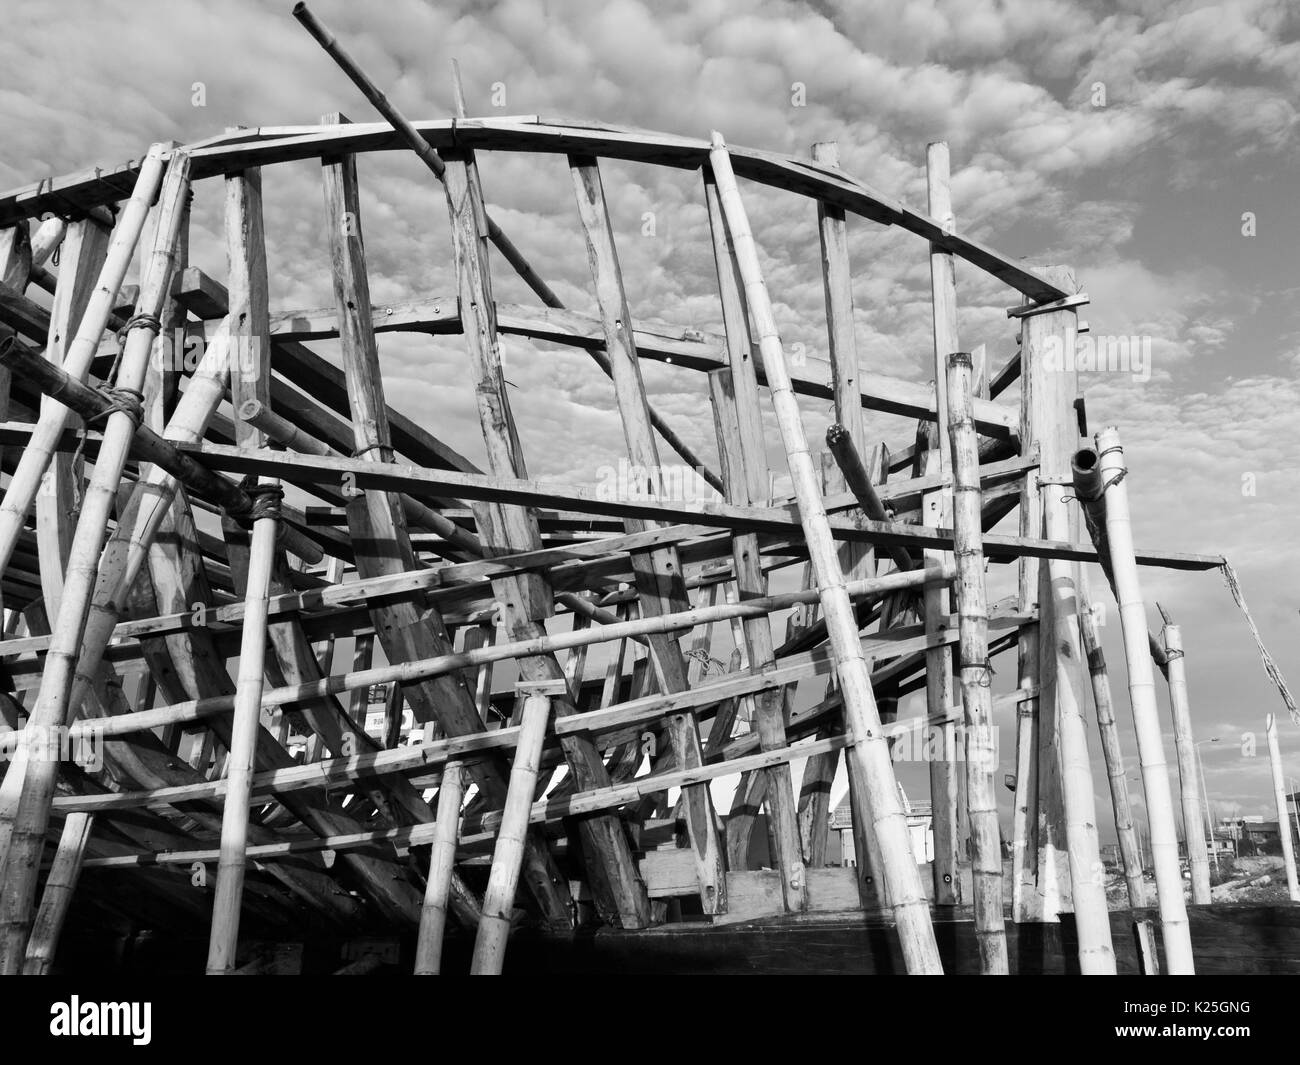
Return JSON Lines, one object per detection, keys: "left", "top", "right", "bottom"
{"left": 353, "top": 442, "right": 394, "bottom": 461}
{"left": 1220, "top": 559, "right": 1299, "bottom": 727}
{"left": 1064, "top": 443, "right": 1127, "bottom": 504}
{"left": 95, "top": 311, "right": 165, "bottom": 395}
{"left": 68, "top": 387, "right": 145, "bottom": 503}
{"left": 224, "top": 479, "right": 285, "bottom": 529}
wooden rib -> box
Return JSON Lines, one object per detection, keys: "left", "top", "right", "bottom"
{"left": 320, "top": 114, "right": 570, "bottom": 927}
{"left": 441, "top": 132, "right": 648, "bottom": 929}
{"left": 571, "top": 153, "right": 725, "bottom": 914}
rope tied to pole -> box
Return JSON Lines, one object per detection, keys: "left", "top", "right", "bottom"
{"left": 1220, "top": 559, "right": 1299, "bottom": 726}
{"left": 353, "top": 442, "right": 393, "bottom": 462}
{"left": 224, "top": 479, "right": 285, "bottom": 528}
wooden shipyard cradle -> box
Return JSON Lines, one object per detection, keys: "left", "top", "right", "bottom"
{"left": 0, "top": 36, "right": 1296, "bottom": 975}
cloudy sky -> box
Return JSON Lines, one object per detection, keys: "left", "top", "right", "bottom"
{"left": 3, "top": 0, "right": 1299, "bottom": 834}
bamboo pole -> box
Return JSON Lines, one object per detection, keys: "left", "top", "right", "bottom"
{"left": 1265, "top": 714, "right": 1300, "bottom": 902}
{"left": 0, "top": 145, "right": 168, "bottom": 579}
{"left": 414, "top": 760, "right": 466, "bottom": 974}
{"left": 709, "top": 132, "right": 941, "bottom": 973}
{"left": 290, "top": 2, "right": 719, "bottom": 491}
{"left": 21, "top": 812, "right": 93, "bottom": 975}
{"left": 945, "top": 352, "right": 1007, "bottom": 973}
{"left": 1162, "top": 622, "right": 1211, "bottom": 904}
{"left": 206, "top": 481, "right": 282, "bottom": 973}
{"left": 922, "top": 145, "right": 965, "bottom": 907}
{"left": 471, "top": 692, "right": 553, "bottom": 975}
{"left": 1078, "top": 594, "right": 1145, "bottom": 908}
{"left": 0, "top": 151, "right": 191, "bottom": 973}
{"left": 1081, "top": 429, "right": 1194, "bottom": 972}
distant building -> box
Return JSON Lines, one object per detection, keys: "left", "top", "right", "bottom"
{"left": 1218, "top": 815, "right": 1283, "bottom": 856}
{"left": 831, "top": 785, "right": 933, "bottom": 866}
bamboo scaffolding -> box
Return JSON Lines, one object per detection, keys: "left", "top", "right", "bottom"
{"left": 1265, "top": 714, "right": 1300, "bottom": 902}
{"left": 0, "top": 68, "right": 1249, "bottom": 976}
{"left": 0, "top": 146, "right": 168, "bottom": 579}
{"left": 1077, "top": 431, "right": 1194, "bottom": 973}
{"left": 1162, "top": 622, "right": 1211, "bottom": 905}
{"left": 708, "top": 132, "right": 941, "bottom": 973}
{"left": 945, "top": 352, "right": 1006, "bottom": 973}
{"left": 0, "top": 150, "right": 192, "bottom": 973}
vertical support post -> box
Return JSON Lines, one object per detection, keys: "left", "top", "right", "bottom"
{"left": 710, "top": 133, "right": 941, "bottom": 973}
{"left": 1079, "top": 595, "right": 1146, "bottom": 908}
{"left": 1094, "top": 425, "right": 1194, "bottom": 973}
{"left": 1022, "top": 278, "right": 1114, "bottom": 972}
{"left": 945, "top": 351, "right": 1008, "bottom": 973}
{"left": 415, "top": 760, "right": 466, "bottom": 974}
{"left": 1013, "top": 268, "right": 1075, "bottom": 924}
{"left": 1266, "top": 715, "right": 1300, "bottom": 902}
{"left": 1162, "top": 622, "right": 1211, "bottom": 904}
{"left": 472, "top": 691, "right": 553, "bottom": 975}
{"left": 206, "top": 483, "right": 281, "bottom": 974}
{"left": 924, "top": 144, "right": 963, "bottom": 904}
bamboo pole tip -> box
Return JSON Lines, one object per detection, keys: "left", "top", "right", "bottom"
{"left": 946, "top": 350, "right": 972, "bottom": 370}
{"left": 710, "top": 131, "right": 726, "bottom": 150}
{"left": 825, "top": 422, "right": 848, "bottom": 448}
